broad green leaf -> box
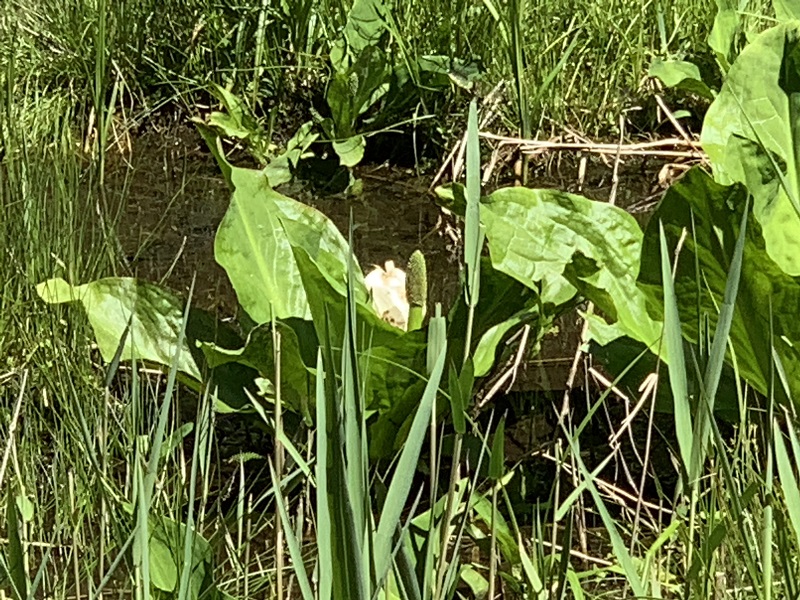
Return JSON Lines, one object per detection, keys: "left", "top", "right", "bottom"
{"left": 774, "top": 0, "right": 800, "bottom": 21}
{"left": 471, "top": 491, "right": 520, "bottom": 565}
{"left": 193, "top": 121, "right": 233, "bottom": 187}
{"left": 36, "top": 277, "right": 201, "bottom": 379}
{"left": 701, "top": 22, "right": 800, "bottom": 275}
{"left": 639, "top": 167, "right": 800, "bottom": 405}
{"left": 36, "top": 277, "right": 258, "bottom": 411}
{"left": 418, "top": 55, "right": 482, "bottom": 90}
{"left": 447, "top": 257, "right": 548, "bottom": 376}
{"left": 215, "top": 166, "right": 365, "bottom": 323}
{"left": 328, "top": 73, "right": 358, "bottom": 138}
{"left": 148, "top": 517, "right": 214, "bottom": 599}
{"left": 198, "top": 321, "right": 313, "bottom": 416}
{"left": 460, "top": 566, "right": 489, "bottom": 598}
{"left": 330, "top": 0, "right": 391, "bottom": 71}
{"left": 327, "top": 46, "right": 389, "bottom": 142}
{"left": 480, "top": 187, "right": 661, "bottom": 348}
{"left": 708, "top": 0, "right": 739, "bottom": 69}
{"left": 333, "top": 135, "right": 366, "bottom": 167}
{"left": 263, "top": 121, "right": 318, "bottom": 187}
{"left": 472, "top": 308, "right": 537, "bottom": 377}
{"left": 14, "top": 495, "right": 33, "bottom": 524}
{"left": 327, "top": 27, "right": 390, "bottom": 170}
{"left": 207, "top": 84, "right": 258, "bottom": 140}
{"left": 207, "top": 111, "right": 252, "bottom": 140}
{"left": 195, "top": 116, "right": 316, "bottom": 188}
{"left": 349, "top": 45, "right": 391, "bottom": 116}
{"left": 649, "top": 58, "right": 714, "bottom": 99}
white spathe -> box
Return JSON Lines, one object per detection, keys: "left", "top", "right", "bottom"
{"left": 364, "top": 260, "right": 409, "bottom": 331}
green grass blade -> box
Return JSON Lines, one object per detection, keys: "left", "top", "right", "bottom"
{"left": 442, "top": 417, "right": 495, "bottom": 595}
{"left": 319, "top": 302, "right": 367, "bottom": 600}
{"left": 464, "top": 99, "right": 484, "bottom": 308}
{"left": 342, "top": 307, "right": 366, "bottom": 552}
{"left": 705, "top": 401, "right": 764, "bottom": 592}
{"left": 134, "top": 462, "right": 151, "bottom": 600}
{"left": 489, "top": 417, "right": 506, "bottom": 481}
{"left": 315, "top": 351, "right": 332, "bottom": 600}
{"left": 278, "top": 429, "right": 313, "bottom": 478}
{"left": 143, "top": 278, "right": 195, "bottom": 503}
{"left": 344, "top": 219, "right": 370, "bottom": 593}
{"left": 517, "top": 533, "right": 545, "bottom": 597}
{"left": 393, "top": 530, "right": 423, "bottom": 600}
{"left": 374, "top": 340, "right": 447, "bottom": 588}
{"left": 774, "top": 415, "right": 800, "bottom": 552}
{"left": 5, "top": 490, "right": 27, "bottom": 600}
{"left": 659, "top": 221, "right": 693, "bottom": 478}
{"left": 691, "top": 200, "right": 748, "bottom": 480}
{"left": 270, "top": 463, "right": 314, "bottom": 600}
{"left": 177, "top": 387, "right": 211, "bottom": 600}
{"left": 427, "top": 304, "right": 446, "bottom": 376}
{"left": 564, "top": 429, "right": 646, "bottom": 596}
{"left": 447, "top": 361, "right": 467, "bottom": 435}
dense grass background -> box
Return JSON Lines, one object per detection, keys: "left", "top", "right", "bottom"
{"left": 2, "top": 0, "right": 726, "bottom": 139}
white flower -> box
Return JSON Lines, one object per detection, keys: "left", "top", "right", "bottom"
{"left": 364, "top": 260, "right": 409, "bottom": 331}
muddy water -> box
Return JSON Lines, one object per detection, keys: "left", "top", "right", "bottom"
{"left": 111, "top": 125, "right": 668, "bottom": 391}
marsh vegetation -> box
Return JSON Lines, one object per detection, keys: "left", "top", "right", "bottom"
{"left": 2, "top": 1, "right": 800, "bottom": 599}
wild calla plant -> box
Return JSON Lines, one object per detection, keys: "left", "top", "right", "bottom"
{"left": 648, "top": 0, "right": 797, "bottom": 102}
{"left": 438, "top": 19, "right": 800, "bottom": 418}
{"left": 702, "top": 21, "right": 800, "bottom": 276}
{"left": 35, "top": 123, "right": 573, "bottom": 459}
{"left": 192, "top": 85, "right": 317, "bottom": 188}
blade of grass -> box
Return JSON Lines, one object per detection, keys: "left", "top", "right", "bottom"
{"left": 5, "top": 488, "right": 27, "bottom": 600}
{"left": 561, "top": 424, "right": 646, "bottom": 596}
{"left": 269, "top": 462, "right": 314, "bottom": 600}
{"left": 705, "top": 396, "right": 765, "bottom": 595}
{"left": 143, "top": 277, "right": 195, "bottom": 503}
{"left": 438, "top": 97, "right": 482, "bottom": 598}
{"left": 774, "top": 411, "right": 800, "bottom": 551}
{"left": 488, "top": 416, "right": 505, "bottom": 600}
{"left": 315, "top": 350, "right": 332, "bottom": 600}
{"left": 177, "top": 386, "right": 212, "bottom": 600}
{"left": 659, "top": 221, "right": 693, "bottom": 479}
{"left": 464, "top": 97, "right": 483, "bottom": 318}
{"left": 134, "top": 460, "right": 150, "bottom": 600}
{"left": 375, "top": 340, "right": 447, "bottom": 588}
{"left": 690, "top": 199, "right": 748, "bottom": 481}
